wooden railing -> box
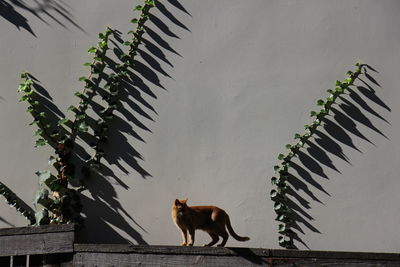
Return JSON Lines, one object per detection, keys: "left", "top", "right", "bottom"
{"left": 1, "top": 225, "right": 399, "bottom": 266}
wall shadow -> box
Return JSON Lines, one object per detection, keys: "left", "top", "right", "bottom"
{"left": 284, "top": 65, "right": 390, "bottom": 248}
{"left": 0, "top": 0, "right": 84, "bottom": 37}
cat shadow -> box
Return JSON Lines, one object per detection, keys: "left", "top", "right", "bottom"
{"left": 0, "top": 0, "right": 84, "bottom": 37}
{"left": 284, "top": 65, "right": 391, "bottom": 248}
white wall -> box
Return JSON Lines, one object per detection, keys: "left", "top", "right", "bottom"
{"left": 0, "top": 0, "right": 399, "bottom": 252}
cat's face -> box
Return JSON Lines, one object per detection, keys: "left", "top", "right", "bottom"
{"left": 174, "top": 198, "right": 188, "bottom": 214}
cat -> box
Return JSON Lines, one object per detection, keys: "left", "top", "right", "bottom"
{"left": 171, "top": 198, "right": 250, "bottom": 247}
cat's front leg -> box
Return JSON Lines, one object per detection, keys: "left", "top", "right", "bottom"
{"left": 180, "top": 229, "right": 188, "bottom": 246}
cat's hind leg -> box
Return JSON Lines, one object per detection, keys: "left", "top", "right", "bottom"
{"left": 204, "top": 231, "right": 219, "bottom": 247}
{"left": 216, "top": 227, "right": 229, "bottom": 247}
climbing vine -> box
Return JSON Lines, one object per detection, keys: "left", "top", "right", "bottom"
{"left": 7, "top": 0, "right": 155, "bottom": 225}
{"left": 271, "top": 62, "right": 365, "bottom": 248}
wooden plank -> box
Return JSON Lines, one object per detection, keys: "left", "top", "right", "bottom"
{"left": 74, "top": 244, "right": 269, "bottom": 257}
{"left": 73, "top": 251, "right": 400, "bottom": 267}
{"left": 74, "top": 244, "right": 400, "bottom": 261}
{"left": 0, "top": 231, "right": 74, "bottom": 256}
{"left": 73, "top": 245, "right": 400, "bottom": 266}
{"left": 0, "top": 224, "right": 76, "bottom": 236}
{"left": 73, "top": 252, "right": 269, "bottom": 267}
{"left": 270, "top": 248, "right": 400, "bottom": 261}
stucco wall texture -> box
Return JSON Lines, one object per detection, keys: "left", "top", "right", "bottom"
{"left": 0, "top": 0, "right": 399, "bottom": 252}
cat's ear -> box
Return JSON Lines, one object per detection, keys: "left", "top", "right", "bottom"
{"left": 183, "top": 197, "right": 188, "bottom": 204}
{"left": 174, "top": 199, "right": 180, "bottom": 206}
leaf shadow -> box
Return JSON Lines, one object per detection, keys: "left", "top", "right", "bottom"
{"left": 71, "top": 0, "right": 191, "bottom": 244}
{"left": 0, "top": 0, "right": 85, "bottom": 37}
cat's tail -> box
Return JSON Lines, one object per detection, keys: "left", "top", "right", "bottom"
{"left": 226, "top": 215, "right": 250, "bottom": 242}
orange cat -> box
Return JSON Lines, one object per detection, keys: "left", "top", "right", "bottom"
{"left": 171, "top": 198, "right": 250, "bottom": 247}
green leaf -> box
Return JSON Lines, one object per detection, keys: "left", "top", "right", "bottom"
{"left": 313, "top": 119, "right": 321, "bottom": 126}
{"left": 83, "top": 62, "right": 92, "bottom": 67}
{"left": 133, "top": 5, "right": 143, "bottom": 11}
{"left": 285, "top": 144, "right": 292, "bottom": 149}
{"left": 19, "top": 95, "right": 29, "bottom": 102}
{"left": 98, "top": 41, "right": 108, "bottom": 49}
{"left": 74, "top": 92, "right": 86, "bottom": 100}
{"left": 35, "top": 139, "right": 47, "bottom": 147}
{"left": 18, "top": 84, "right": 27, "bottom": 92}
{"left": 48, "top": 156, "right": 57, "bottom": 166}
{"left": 67, "top": 105, "right": 78, "bottom": 112}
{"left": 20, "top": 72, "right": 28, "bottom": 79}
{"left": 29, "top": 119, "right": 39, "bottom": 126}
{"left": 145, "top": 0, "right": 155, "bottom": 6}
{"left": 278, "top": 224, "right": 286, "bottom": 233}
{"left": 88, "top": 46, "right": 97, "bottom": 53}
{"left": 310, "top": 111, "right": 317, "bottom": 117}
{"left": 294, "top": 133, "right": 302, "bottom": 139}
{"left": 34, "top": 188, "right": 49, "bottom": 204}
{"left": 273, "top": 165, "right": 281, "bottom": 173}
{"left": 26, "top": 106, "right": 34, "bottom": 113}
{"left": 278, "top": 154, "right": 285, "bottom": 160}
{"left": 79, "top": 76, "right": 88, "bottom": 82}
{"left": 270, "top": 190, "right": 279, "bottom": 199}
{"left": 274, "top": 202, "right": 284, "bottom": 211}
{"left": 33, "top": 129, "right": 43, "bottom": 136}
{"left": 271, "top": 177, "right": 278, "bottom": 185}
{"left": 78, "top": 121, "right": 89, "bottom": 133}
{"left": 335, "top": 86, "right": 345, "bottom": 93}
{"left": 76, "top": 114, "right": 87, "bottom": 120}
{"left": 316, "top": 99, "right": 325, "bottom": 106}
{"left": 343, "top": 77, "right": 352, "bottom": 84}
{"left": 35, "top": 170, "right": 52, "bottom": 185}
{"left": 34, "top": 209, "right": 49, "bottom": 225}
{"left": 58, "top": 118, "right": 70, "bottom": 126}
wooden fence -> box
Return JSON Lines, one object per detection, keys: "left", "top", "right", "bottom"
{"left": 1, "top": 225, "right": 399, "bottom": 266}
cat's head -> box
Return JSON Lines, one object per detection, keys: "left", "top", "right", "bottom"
{"left": 173, "top": 198, "right": 188, "bottom": 212}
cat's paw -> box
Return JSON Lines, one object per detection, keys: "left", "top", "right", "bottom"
{"left": 187, "top": 243, "right": 194, "bottom": 246}
{"left": 180, "top": 243, "right": 187, "bottom": 246}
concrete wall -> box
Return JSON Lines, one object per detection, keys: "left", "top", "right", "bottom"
{"left": 0, "top": 0, "right": 399, "bottom": 252}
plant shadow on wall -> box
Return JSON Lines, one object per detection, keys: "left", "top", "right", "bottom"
{"left": 271, "top": 64, "right": 391, "bottom": 249}
{"left": 0, "top": 0, "right": 84, "bottom": 37}
{"left": 75, "top": 0, "right": 190, "bottom": 244}
{"left": 10, "top": 0, "right": 191, "bottom": 244}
